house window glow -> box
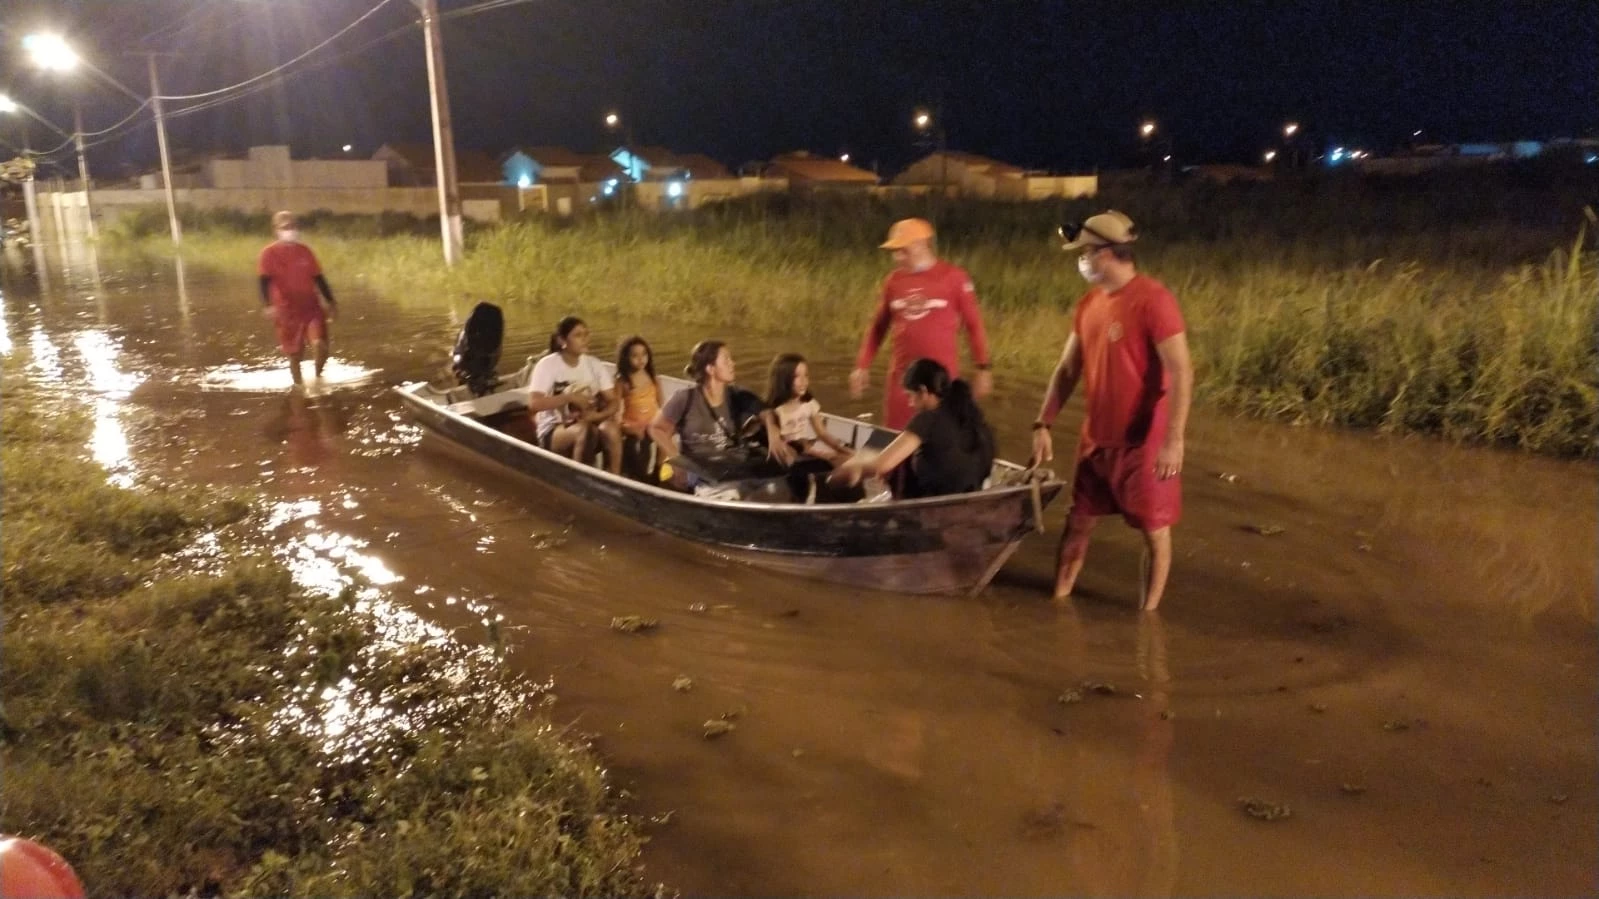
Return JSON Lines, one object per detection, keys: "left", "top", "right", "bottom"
{"left": 667, "top": 181, "right": 684, "bottom": 198}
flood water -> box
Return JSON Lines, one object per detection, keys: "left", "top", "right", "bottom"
{"left": 3, "top": 242, "right": 1594, "bottom": 896}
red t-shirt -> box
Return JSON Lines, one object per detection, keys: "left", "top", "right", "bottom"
{"left": 1073, "top": 274, "right": 1186, "bottom": 451}
{"left": 854, "top": 260, "right": 991, "bottom": 376}
{"left": 257, "top": 240, "right": 323, "bottom": 315}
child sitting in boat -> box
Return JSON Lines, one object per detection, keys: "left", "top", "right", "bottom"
{"left": 527, "top": 316, "right": 624, "bottom": 473}
{"left": 761, "top": 353, "right": 861, "bottom": 502}
{"left": 615, "top": 335, "right": 662, "bottom": 481}
{"left": 829, "top": 358, "right": 995, "bottom": 499}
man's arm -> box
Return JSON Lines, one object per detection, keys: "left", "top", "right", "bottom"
{"left": 1029, "top": 334, "right": 1082, "bottom": 464}
{"left": 954, "top": 275, "right": 994, "bottom": 397}
{"left": 850, "top": 283, "right": 894, "bottom": 397}
{"left": 1153, "top": 333, "right": 1192, "bottom": 480}
{"left": 258, "top": 275, "right": 272, "bottom": 306}
{"left": 313, "top": 274, "right": 336, "bottom": 307}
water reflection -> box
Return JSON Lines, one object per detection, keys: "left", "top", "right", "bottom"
{"left": 73, "top": 330, "right": 144, "bottom": 487}
{"left": 263, "top": 391, "right": 348, "bottom": 469}
{"left": 201, "top": 359, "right": 377, "bottom": 393}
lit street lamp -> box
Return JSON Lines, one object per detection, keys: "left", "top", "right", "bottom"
{"left": 1140, "top": 120, "right": 1157, "bottom": 139}
{"left": 1263, "top": 149, "right": 1278, "bottom": 163}
{"left": 23, "top": 34, "right": 79, "bottom": 72}
{"left": 839, "top": 152, "right": 850, "bottom": 163}
{"left": 1283, "top": 122, "right": 1299, "bottom": 138}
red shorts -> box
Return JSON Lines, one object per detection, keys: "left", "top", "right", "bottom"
{"left": 275, "top": 307, "right": 328, "bottom": 355}
{"left": 1069, "top": 444, "right": 1181, "bottom": 531}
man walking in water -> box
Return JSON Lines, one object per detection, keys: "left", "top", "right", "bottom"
{"left": 1031, "top": 211, "right": 1193, "bottom": 611}
{"left": 850, "top": 217, "right": 992, "bottom": 430}
{"left": 258, "top": 210, "right": 337, "bottom": 386}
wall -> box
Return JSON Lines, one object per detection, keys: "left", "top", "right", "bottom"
{"left": 632, "top": 177, "right": 787, "bottom": 211}
{"left": 199, "top": 146, "right": 387, "bottom": 189}
{"left": 1018, "top": 175, "right": 1098, "bottom": 200}
{"left": 34, "top": 186, "right": 507, "bottom": 240}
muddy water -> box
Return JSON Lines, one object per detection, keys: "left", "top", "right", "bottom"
{"left": 3, "top": 243, "right": 1594, "bottom": 897}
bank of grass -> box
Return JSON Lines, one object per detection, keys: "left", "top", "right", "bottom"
{"left": 1, "top": 360, "right": 653, "bottom": 896}
{"left": 115, "top": 175, "right": 1598, "bottom": 457}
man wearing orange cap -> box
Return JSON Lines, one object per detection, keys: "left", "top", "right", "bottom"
{"left": 1030, "top": 211, "right": 1193, "bottom": 611}
{"left": 258, "top": 210, "right": 337, "bottom": 386}
{"left": 850, "top": 217, "right": 993, "bottom": 430}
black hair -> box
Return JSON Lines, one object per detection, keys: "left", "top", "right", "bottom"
{"left": 902, "top": 358, "right": 995, "bottom": 460}
{"left": 616, "top": 335, "right": 658, "bottom": 396}
{"left": 765, "top": 352, "right": 813, "bottom": 408}
{"left": 549, "top": 315, "right": 586, "bottom": 355}
{"left": 685, "top": 339, "right": 728, "bottom": 384}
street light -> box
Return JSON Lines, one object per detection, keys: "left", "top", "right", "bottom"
{"left": 1283, "top": 122, "right": 1299, "bottom": 138}
{"left": 25, "top": 33, "right": 96, "bottom": 242}
{"left": 23, "top": 34, "right": 78, "bottom": 72}
{"left": 1263, "top": 149, "right": 1278, "bottom": 163}
{"left": 604, "top": 111, "right": 619, "bottom": 128}
{"left": 839, "top": 152, "right": 850, "bottom": 163}
{"left": 0, "top": 95, "right": 16, "bottom": 114}
{"left": 1140, "top": 120, "right": 1157, "bottom": 139}
{"left": 342, "top": 143, "right": 353, "bottom": 153}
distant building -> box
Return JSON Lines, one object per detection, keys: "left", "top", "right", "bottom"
{"left": 139, "top": 145, "right": 387, "bottom": 190}
{"left": 372, "top": 142, "right": 504, "bottom": 187}
{"left": 765, "top": 151, "right": 878, "bottom": 191}
{"left": 893, "top": 151, "right": 1097, "bottom": 200}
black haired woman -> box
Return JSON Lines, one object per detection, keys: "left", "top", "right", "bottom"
{"left": 526, "top": 316, "right": 623, "bottom": 471}
{"left": 648, "top": 340, "right": 769, "bottom": 487}
{"left": 829, "top": 358, "right": 995, "bottom": 498}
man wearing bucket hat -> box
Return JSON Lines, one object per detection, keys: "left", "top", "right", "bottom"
{"left": 850, "top": 217, "right": 993, "bottom": 430}
{"left": 1031, "top": 210, "right": 1193, "bottom": 611}
{"left": 258, "top": 210, "right": 338, "bottom": 387}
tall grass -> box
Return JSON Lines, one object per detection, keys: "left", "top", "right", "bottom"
{"left": 113, "top": 172, "right": 1599, "bottom": 456}
{"left": 1, "top": 359, "right": 654, "bottom": 897}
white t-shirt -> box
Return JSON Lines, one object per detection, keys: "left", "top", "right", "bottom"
{"left": 529, "top": 352, "right": 614, "bottom": 439}
{"left": 775, "top": 398, "right": 821, "bottom": 442}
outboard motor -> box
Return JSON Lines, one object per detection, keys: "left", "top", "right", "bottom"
{"left": 451, "top": 302, "right": 505, "bottom": 396}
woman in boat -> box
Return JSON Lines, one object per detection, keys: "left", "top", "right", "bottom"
{"left": 527, "top": 316, "right": 624, "bottom": 472}
{"left": 829, "top": 358, "right": 995, "bottom": 498}
{"left": 648, "top": 340, "right": 771, "bottom": 486}
{"left": 615, "top": 335, "right": 662, "bottom": 480}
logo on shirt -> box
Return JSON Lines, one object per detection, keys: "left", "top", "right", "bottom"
{"left": 890, "top": 288, "right": 950, "bottom": 321}
{"left": 1107, "top": 321, "right": 1124, "bottom": 342}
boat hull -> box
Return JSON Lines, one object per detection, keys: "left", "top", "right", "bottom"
{"left": 398, "top": 381, "right": 1061, "bottom": 595}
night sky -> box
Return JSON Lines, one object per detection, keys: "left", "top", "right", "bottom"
{"left": 2, "top": 0, "right": 1594, "bottom": 179}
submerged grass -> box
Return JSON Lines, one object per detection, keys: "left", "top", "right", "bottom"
{"left": 0, "top": 359, "right": 653, "bottom": 896}
{"left": 114, "top": 174, "right": 1599, "bottom": 457}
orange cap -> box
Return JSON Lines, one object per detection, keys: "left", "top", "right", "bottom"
{"left": 879, "top": 217, "right": 935, "bottom": 249}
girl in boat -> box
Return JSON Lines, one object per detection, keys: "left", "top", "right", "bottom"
{"left": 527, "top": 316, "right": 624, "bottom": 473}
{"left": 829, "top": 358, "right": 995, "bottom": 498}
{"left": 761, "top": 352, "right": 860, "bottom": 502}
{"left": 615, "top": 335, "right": 662, "bottom": 481}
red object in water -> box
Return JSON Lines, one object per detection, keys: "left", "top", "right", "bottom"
{"left": 0, "top": 836, "right": 85, "bottom": 899}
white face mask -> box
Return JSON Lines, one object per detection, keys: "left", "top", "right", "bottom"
{"left": 276, "top": 229, "right": 299, "bottom": 243}
{"left": 1077, "top": 254, "right": 1099, "bottom": 283}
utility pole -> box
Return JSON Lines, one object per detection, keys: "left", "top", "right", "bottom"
{"left": 418, "top": 0, "right": 463, "bottom": 265}
{"left": 16, "top": 120, "right": 42, "bottom": 250}
{"left": 72, "top": 103, "right": 96, "bottom": 242}
{"left": 144, "top": 53, "right": 182, "bottom": 248}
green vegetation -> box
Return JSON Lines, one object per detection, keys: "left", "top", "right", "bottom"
{"left": 0, "top": 360, "right": 653, "bottom": 896}
{"left": 112, "top": 170, "right": 1598, "bottom": 456}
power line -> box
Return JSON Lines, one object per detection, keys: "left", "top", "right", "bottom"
{"left": 156, "top": 0, "right": 402, "bottom": 101}
{"left": 79, "top": 99, "right": 153, "bottom": 137}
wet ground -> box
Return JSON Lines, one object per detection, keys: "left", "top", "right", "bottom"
{"left": 3, "top": 242, "right": 1594, "bottom": 896}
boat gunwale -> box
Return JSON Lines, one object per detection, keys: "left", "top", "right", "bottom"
{"left": 395, "top": 379, "right": 1061, "bottom": 517}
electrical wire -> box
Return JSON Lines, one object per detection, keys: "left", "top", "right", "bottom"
{"left": 156, "top": 0, "right": 402, "bottom": 101}
{"left": 78, "top": 98, "right": 154, "bottom": 137}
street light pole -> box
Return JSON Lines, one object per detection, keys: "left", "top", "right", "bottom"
{"left": 144, "top": 53, "right": 182, "bottom": 248}
{"left": 417, "top": 0, "right": 463, "bottom": 266}
{"left": 72, "top": 103, "right": 96, "bottom": 242}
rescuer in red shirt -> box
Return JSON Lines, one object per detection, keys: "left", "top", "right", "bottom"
{"left": 258, "top": 210, "right": 338, "bottom": 387}
{"left": 850, "top": 218, "right": 993, "bottom": 430}
{"left": 1031, "top": 211, "right": 1194, "bottom": 611}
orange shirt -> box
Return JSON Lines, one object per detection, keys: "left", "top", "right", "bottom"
{"left": 621, "top": 376, "right": 660, "bottom": 429}
{"left": 1073, "top": 274, "right": 1186, "bottom": 451}
{"left": 257, "top": 240, "right": 323, "bottom": 315}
